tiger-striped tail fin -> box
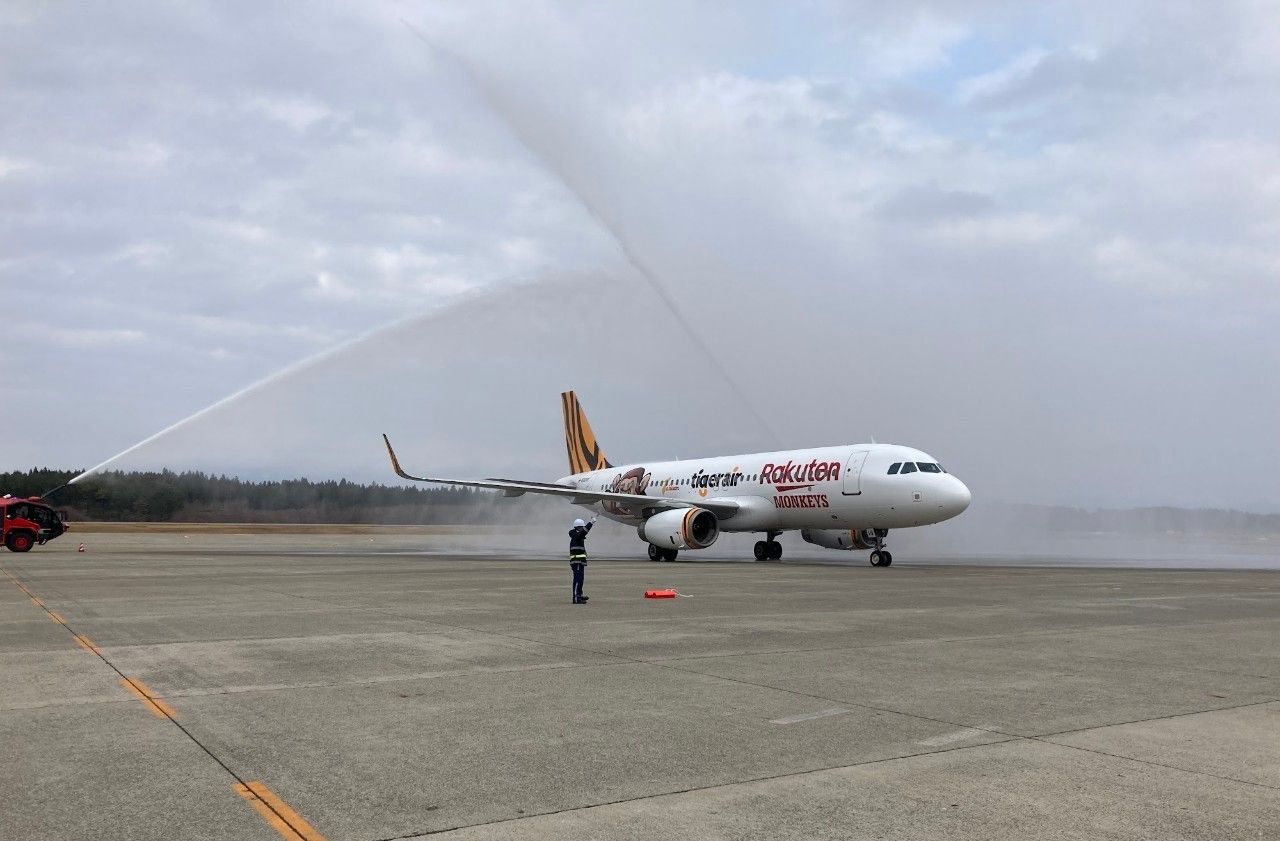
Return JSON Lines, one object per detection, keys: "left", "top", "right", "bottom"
{"left": 561, "top": 391, "right": 612, "bottom": 475}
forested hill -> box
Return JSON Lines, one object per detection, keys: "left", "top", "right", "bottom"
{"left": 0, "top": 468, "right": 548, "bottom": 524}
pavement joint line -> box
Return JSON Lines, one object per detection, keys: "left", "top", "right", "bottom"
{"left": 1032, "top": 695, "right": 1280, "bottom": 740}
{"left": 723, "top": 652, "right": 1280, "bottom": 792}
{"left": 72, "top": 633, "right": 102, "bottom": 655}
{"left": 0, "top": 696, "right": 167, "bottom": 715}
{"left": 226, "top": 574, "right": 1280, "bottom": 763}
{"left": 1025, "top": 736, "right": 1280, "bottom": 791}
{"left": 649, "top": 637, "right": 1280, "bottom": 683}
{"left": 915, "top": 725, "right": 994, "bottom": 747}
{"left": 24, "top": 559, "right": 1275, "bottom": 836}
{"left": 119, "top": 676, "right": 179, "bottom": 719}
{"left": 234, "top": 781, "right": 327, "bottom": 841}
{"left": 372, "top": 711, "right": 1280, "bottom": 840}
{"left": 366, "top": 736, "right": 1027, "bottom": 840}
{"left": 229, "top": 578, "right": 1043, "bottom": 750}
{"left": 1063, "top": 650, "right": 1279, "bottom": 681}
{"left": 636, "top": 626, "right": 1164, "bottom": 665}
{"left": 1, "top": 563, "right": 332, "bottom": 841}
{"left": 110, "top": 658, "right": 640, "bottom": 702}
{"left": 643, "top": 650, "right": 1280, "bottom": 792}
{"left": 649, "top": 656, "right": 1026, "bottom": 743}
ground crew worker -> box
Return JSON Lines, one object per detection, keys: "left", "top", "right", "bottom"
{"left": 569, "top": 515, "right": 596, "bottom": 604}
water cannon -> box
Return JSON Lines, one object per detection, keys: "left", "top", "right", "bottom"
{"left": 37, "top": 482, "right": 72, "bottom": 502}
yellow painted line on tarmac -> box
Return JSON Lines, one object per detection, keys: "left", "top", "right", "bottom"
{"left": 119, "top": 677, "right": 178, "bottom": 720}
{"left": 3, "top": 567, "right": 97, "bottom": 657}
{"left": 129, "top": 677, "right": 178, "bottom": 719}
{"left": 234, "top": 781, "right": 326, "bottom": 841}
{"left": 6, "top": 566, "right": 183, "bottom": 723}
{"left": 4, "top": 567, "right": 53, "bottom": 614}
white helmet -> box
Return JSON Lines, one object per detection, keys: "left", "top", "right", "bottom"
{"left": 573, "top": 518, "right": 586, "bottom": 528}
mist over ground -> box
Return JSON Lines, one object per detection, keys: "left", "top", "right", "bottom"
{"left": 4, "top": 3, "right": 1279, "bottom": 565}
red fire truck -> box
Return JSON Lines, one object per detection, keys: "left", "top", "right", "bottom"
{"left": 1, "top": 496, "right": 68, "bottom": 552}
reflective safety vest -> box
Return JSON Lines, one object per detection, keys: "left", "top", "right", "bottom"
{"left": 568, "top": 523, "right": 592, "bottom": 561}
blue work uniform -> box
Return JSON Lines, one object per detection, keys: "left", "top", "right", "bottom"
{"left": 569, "top": 522, "right": 592, "bottom": 603}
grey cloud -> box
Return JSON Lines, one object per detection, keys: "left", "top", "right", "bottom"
{"left": 4, "top": 1, "right": 1279, "bottom": 513}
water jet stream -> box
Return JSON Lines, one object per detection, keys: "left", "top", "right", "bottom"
{"left": 67, "top": 288, "right": 494, "bottom": 485}
{"left": 406, "top": 24, "right": 783, "bottom": 448}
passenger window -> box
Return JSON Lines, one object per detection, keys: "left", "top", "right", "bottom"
{"left": 900, "top": 463, "right": 917, "bottom": 474}
{"left": 887, "top": 463, "right": 901, "bottom": 475}
{"left": 917, "top": 462, "right": 941, "bottom": 473}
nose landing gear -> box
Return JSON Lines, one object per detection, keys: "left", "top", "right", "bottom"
{"left": 868, "top": 529, "right": 892, "bottom": 566}
{"left": 753, "top": 530, "right": 783, "bottom": 561}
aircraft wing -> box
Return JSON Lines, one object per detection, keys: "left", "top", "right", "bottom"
{"left": 382, "top": 435, "right": 740, "bottom": 518}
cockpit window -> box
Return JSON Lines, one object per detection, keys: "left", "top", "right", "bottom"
{"left": 917, "top": 462, "right": 941, "bottom": 473}
{"left": 887, "top": 462, "right": 901, "bottom": 475}
{"left": 899, "top": 462, "right": 918, "bottom": 474}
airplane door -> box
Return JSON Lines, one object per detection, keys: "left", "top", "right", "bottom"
{"left": 843, "top": 451, "right": 868, "bottom": 495}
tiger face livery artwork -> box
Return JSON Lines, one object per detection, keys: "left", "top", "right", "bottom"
{"left": 603, "top": 466, "right": 652, "bottom": 516}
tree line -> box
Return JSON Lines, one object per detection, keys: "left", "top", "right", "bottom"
{"left": 0, "top": 468, "right": 540, "bottom": 524}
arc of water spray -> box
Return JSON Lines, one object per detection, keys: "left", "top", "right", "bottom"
{"left": 66, "top": 294, "right": 478, "bottom": 485}
{"left": 404, "top": 23, "right": 783, "bottom": 449}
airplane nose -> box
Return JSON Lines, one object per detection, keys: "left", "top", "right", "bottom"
{"left": 946, "top": 477, "right": 971, "bottom": 516}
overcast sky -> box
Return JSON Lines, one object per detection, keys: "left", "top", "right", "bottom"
{"left": 3, "top": 1, "right": 1278, "bottom": 510}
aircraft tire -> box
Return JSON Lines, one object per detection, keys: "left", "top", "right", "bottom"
{"left": 663, "top": 548, "right": 679, "bottom": 562}
{"left": 881, "top": 551, "right": 893, "bottom": 566}
{"left": 767, "top": 541, "right": 782, "bottom": 561}
{"left": 753, "top": 541, "right": 768, "bottom": 561}
{"left": 869, "top": 550, "right": 883, "bottom": 567}
{"left": 648, "top": 543, "right": 662, "bottom": 562}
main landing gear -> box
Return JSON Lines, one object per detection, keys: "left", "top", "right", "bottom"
{"left": 753, "top": 530, "right": 783, "bottom": 562}
{"left": 868, "top": 529, "right": 892, "bottom": 567}
{"left": 648, "top": 543, "right": 679, "bottom": 562}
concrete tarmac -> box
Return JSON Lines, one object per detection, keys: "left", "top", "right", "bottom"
{"left": 3, "top": 533, "right": 1279, "bottom": 840}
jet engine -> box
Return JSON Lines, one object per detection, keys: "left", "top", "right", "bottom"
{"left": 641, "top": 507, "right": 719, "bottom": 550}
{"left": 800, "top": 528, "right": 879, "bottom": 550}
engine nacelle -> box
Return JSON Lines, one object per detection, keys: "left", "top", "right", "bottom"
{"left": 800, "top": 528, "right": 879, "bottom": 551}
{"left": 641, "top": 507, "right": 719, "bottom": 550}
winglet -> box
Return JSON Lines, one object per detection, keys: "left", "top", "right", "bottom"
{"left": 382, "top": 434, "right": 417, "bottom": 481}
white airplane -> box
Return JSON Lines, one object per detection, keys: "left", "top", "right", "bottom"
{"left": 382, "top": 391, "right": 970, "bottom": 565}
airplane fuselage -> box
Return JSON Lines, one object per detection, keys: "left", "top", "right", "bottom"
{"left": 559, "top": 443, "right": 971, "bottom": 533}
{"left": 383, "top": 392, "right": 970, "bottom": 562}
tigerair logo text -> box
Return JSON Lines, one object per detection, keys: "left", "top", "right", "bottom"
{"left": 690, "top": 468, "right": 744, "bottom": 489}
